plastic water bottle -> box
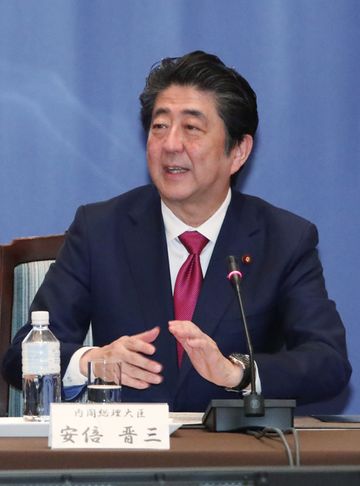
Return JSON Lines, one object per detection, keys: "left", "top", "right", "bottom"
{"left": 22, "top": 311, "right": 61, "bottom": 421}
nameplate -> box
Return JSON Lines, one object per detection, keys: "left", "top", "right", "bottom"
{"left": 49, "top": 402, "right": 170, "bottom": 449}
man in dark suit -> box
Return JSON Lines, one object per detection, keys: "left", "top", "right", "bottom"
{"left": 2, "top": 51, "right": 351, "bottom": 412}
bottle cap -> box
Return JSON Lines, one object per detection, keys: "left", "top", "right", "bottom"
{"left": 31, "top": 311, "right": 49, "bottom": 325}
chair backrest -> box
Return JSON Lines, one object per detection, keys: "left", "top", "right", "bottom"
{"left": 0, "top": 234, "right": 92, "bottom": 416}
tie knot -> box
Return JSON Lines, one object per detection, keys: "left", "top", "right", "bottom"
{"left": 179, "top": 231, "right": 209, "bottom": 255}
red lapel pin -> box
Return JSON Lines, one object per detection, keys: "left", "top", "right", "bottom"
{"left": 241, "top": 254, "right": 252, "bottom": 265}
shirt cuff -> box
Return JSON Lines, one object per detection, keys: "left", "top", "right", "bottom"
{"left": 63, "top": 346, "right": 97, "bottom": 386}
{"left": 242, "top": 361, "right": 262, "bottom": 395}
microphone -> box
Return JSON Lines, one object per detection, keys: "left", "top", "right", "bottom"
{"left": 202, "top": 255, "right": 296, "bottom": 431}
{"left": 226, "top": 255, "right": 264, "bottom": 416}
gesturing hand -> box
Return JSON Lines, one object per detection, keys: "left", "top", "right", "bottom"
{"left": 168, "top": 320, "right": 242, "bottom": 388}
{"left": 80, "top": 326, "right": 163, "bottom": 389}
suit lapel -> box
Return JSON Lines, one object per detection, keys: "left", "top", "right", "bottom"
{"left": 122, "top": 186, "right": 178, "bottom": 393}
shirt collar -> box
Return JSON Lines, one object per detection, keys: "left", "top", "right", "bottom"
{"left": 161, "top": 189, "right": 232, "bottom": 243}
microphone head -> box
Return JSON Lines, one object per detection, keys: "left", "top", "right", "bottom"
{"left": 227, "top": 255, "right": 239, "bottom": 272}
{"left": 227, "top": 256, "right": 243, "bottom": 281}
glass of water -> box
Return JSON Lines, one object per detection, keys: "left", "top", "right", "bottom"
{"left": 87, "top": 358, "right": 122, "bottom": 403}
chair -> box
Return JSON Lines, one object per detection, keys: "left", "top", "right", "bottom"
{"left": 0, "top": 234, "right": 92, "bottom": 416}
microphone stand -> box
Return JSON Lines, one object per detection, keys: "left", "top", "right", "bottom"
{"left": 202, "top": 256, "right": 295, "bottom": 432}
{"left": 227, "top": 255, "right": 264, "bottom": 416}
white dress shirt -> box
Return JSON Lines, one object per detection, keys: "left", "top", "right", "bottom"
{"left": 162, "top": 188, "right": 231, "bottom": 292}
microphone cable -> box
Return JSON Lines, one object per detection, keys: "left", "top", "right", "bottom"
{"left": 246, "top": 427, "right": 301, "bottom": 467}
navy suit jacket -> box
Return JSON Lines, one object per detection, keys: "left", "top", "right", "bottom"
{"left": 2, "top": 185, "right": 351, "bottom": 411}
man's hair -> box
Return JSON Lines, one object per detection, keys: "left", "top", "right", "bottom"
{"left": 139, "top": 50, "right": 258, "bottom": 154}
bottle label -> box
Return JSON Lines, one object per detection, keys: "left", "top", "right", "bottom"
{"left": 22, "top": 342, "right": 60, "bottom": 375}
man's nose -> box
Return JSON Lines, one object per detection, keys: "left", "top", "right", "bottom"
{"left": 163, "top": 126, "right": 184, "bottom": 152}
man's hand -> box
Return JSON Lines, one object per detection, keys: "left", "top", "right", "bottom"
{"left": 168, "top": 320, "right": 243, "bottom": 388}
{"left": 79, "top": 326, "right": 163, "bottom": 389}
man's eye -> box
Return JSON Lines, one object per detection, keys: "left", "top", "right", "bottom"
{"left": 186, "top": 125, "right": 200, "bottom": 131}
{"left": 152, "top": 123, "right": 167, "bottom": 130}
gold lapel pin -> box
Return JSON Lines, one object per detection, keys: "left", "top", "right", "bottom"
{"left": 241, "top": 254, "right": 252, "bottom": 265}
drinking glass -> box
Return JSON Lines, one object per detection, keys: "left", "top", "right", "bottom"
{"left": 87, "top": 358, "right": 122, "bottom": 403}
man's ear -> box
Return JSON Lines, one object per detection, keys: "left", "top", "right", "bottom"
{"left": 230, "top": 134, "right": 253, "bottom": 175}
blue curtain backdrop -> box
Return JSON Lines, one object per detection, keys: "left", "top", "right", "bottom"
{"left": 0, "top": 0, "right": 359, "bottom": 414}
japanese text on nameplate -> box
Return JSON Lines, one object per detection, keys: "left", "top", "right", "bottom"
{"left": 49, "top": 402, "right": 170, "bottom": 449}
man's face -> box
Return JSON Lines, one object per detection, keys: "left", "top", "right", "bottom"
{"left": 146, "top": 84, "right": 248, "bottom": 224}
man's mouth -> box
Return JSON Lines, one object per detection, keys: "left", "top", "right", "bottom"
{"left": 166, "top": 166, "right": 189, "bottom": 174}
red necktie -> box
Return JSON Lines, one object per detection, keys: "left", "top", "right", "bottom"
{"left": 174, "top": 231, "right": 209, "bottom": 366}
